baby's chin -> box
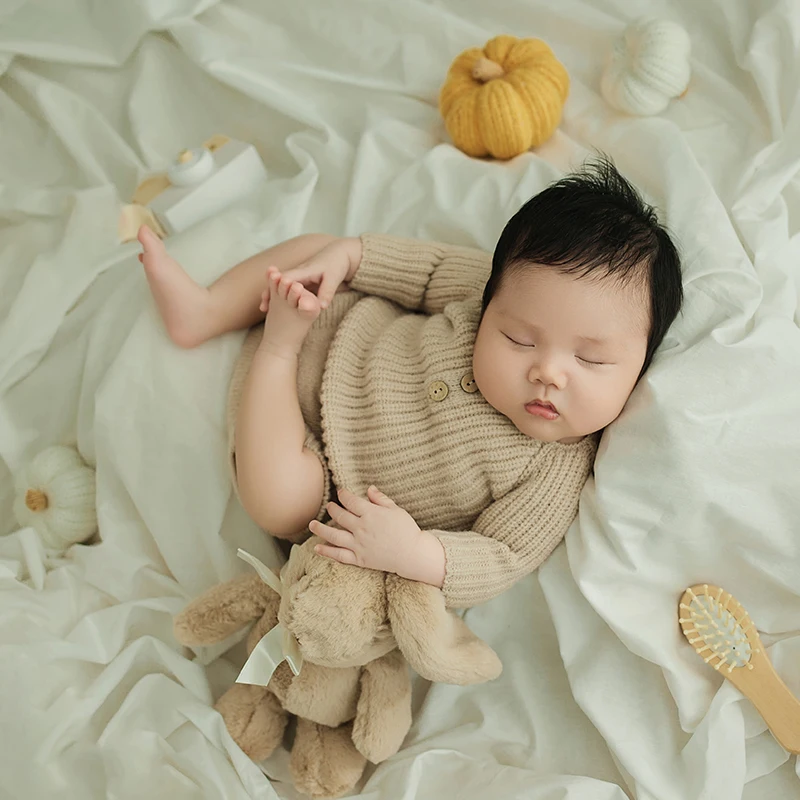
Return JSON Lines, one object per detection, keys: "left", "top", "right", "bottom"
{"left": 509, "top": 412, "right": 577, "bottom": 443}
{"left": 520, "top": 411, "right": 596, "bottom": 444}
{"left": 489, "top": 400, "right": 586, "bottom": 443}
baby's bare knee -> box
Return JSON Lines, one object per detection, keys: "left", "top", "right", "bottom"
{"left": 239, "top": 451, "right": 325, "bottom": 539}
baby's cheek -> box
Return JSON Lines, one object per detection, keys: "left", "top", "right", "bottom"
{"left": 473, "top": 358, "right": 505, "bottom": 404}
{"left": 471, "top": 374, "right": 497, "bottom": 417}
{"left": 579, "top": 383, "right": 624, "bottom": 430}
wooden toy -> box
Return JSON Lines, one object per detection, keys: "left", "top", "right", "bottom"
{"left": 119, "top": 135, "right": 267, "bottom": 242}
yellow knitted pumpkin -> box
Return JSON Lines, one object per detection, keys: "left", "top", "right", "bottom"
{"left": 439, "top": 35, "right": 570, "bottom": 160}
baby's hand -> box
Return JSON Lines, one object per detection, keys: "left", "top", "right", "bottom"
{"left": 310, "top": 486, "right": 446, "bottom": 587}
{"left": 260, "top": 237, "right": 361, "bottom": 314}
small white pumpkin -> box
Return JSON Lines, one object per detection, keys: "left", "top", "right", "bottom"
{"left": 13, "top": 445, "right": 97, "bottom": 550}
{"left": 601, "top": 18, "right": 691, "bottom": 116}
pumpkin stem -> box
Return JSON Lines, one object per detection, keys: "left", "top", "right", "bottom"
{"left": 25, "top": 488, "right": 49, "bottom": 512}
{"left": 472, "top": 57, "right": 505, "bottom": 83}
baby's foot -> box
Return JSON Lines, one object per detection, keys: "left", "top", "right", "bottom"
{"left": 260, "top": 267, "right": 322, "bottom": 358}
{"left": 137, "top": 225, "right": 212, "bottom": 349}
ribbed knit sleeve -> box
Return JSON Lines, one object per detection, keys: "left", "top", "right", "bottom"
{"left": 432, "top": 436, "right": 597, "bottom": 609}
{"left": 348, "top": 234, "right": 491, "bottom": 314}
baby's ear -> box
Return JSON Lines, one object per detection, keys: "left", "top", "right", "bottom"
{"left": 385, "top": 575, "right": 502, "bottom": 685}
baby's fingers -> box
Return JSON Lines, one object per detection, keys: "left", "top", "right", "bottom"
{"left": 309, "top": 520, "right": 356, "bottom": 550}
{"left": 318, "top": 274, "right": 340, "bottom": 309}
{"left": 314, "top": 544, "right": 358, "bottom": 566}
{"left": 285, "top": 262, "right": 326, "bottom": 289}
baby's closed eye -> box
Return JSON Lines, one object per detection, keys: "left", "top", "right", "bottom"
{"left": 503, "top": 333, "right": 535, "bottom": 347}
{"left": 577, "top": 356, "right": 609, "bottom": 366}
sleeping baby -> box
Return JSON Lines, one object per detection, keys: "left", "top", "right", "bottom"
{"left": 137, "top": 157, "right": 683, "bottom": 608}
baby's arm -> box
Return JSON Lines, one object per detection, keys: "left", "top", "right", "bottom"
{"left": 308, "top": 443, "right": 590, "bottom": 602}
{"left": 431, "top": 446, "right": 595, "bottom": 609}
{"left": 259, "top": 234, "right": 491, "bottom": 315}
{"left": 307, "top": 463, "right": 584, "bottom": 602}
{"left": 347, "top": 234, "right": 492, "bottom": 315}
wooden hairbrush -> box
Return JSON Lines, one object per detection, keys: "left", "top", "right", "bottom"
{"left": 679, "top": 583, "right": 800, "bottom": 754}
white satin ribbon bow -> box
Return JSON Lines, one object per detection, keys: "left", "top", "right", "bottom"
{"left": 235, "top": 549, "right": 303, "bottom": 686}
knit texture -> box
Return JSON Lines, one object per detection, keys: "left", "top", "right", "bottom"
{"left": 318, "top": 233, "right": 598, "bottom": 608}
{"left": 601, "top": 18, "right": 691, "bottom": 116}
{"left": 439, "top": 35, "right": 570, "bottom": 160}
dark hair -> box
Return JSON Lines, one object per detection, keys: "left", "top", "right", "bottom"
{"left": 481, "top": 156, "right": 683, "bottom": 377}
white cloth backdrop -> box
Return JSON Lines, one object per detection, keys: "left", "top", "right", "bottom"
{"left": 1, "top": 0, "right": 799, "bottom": 798}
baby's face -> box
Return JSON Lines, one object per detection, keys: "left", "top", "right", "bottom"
{"left": 472, "top": 267, "right": 649, "bottom": 443}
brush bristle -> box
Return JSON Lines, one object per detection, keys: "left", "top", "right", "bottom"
{"left": 679, "top": 584, "right": 756, "bottom": 674}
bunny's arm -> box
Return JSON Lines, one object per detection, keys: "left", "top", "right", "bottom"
{"left": 174, "top": 572, "right": 279, "bottom": 646}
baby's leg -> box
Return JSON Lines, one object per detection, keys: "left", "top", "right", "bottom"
{"left": 234, "top": 270, "right": 326, "bottom": 538}
{"left": 137, "top": 226, "right": 337, "bottom": 348}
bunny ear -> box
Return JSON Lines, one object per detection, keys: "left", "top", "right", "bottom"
{"left": 280, "top": 538, "right": 316, "bottom": 587}
{"left": 385, "top": 575, "right": 502, "bottom": 685}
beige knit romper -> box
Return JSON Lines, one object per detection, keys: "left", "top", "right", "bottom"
{"left": 225, "top": 289, "right": 363, "bottom": 521}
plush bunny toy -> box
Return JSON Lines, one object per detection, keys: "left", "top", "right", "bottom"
{"left": 174, "top": 536, "right": 501, "bottom": 798}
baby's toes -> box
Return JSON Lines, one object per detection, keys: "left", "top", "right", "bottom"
{"left": 137, "top": 226, "right": 163, "bottom": 263}
{"left": 137, "top": 225, "right": 156, "bottom": 250}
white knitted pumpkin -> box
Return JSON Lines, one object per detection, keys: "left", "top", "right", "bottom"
{"left": 601, "top": 18, "right": 691, "bottom": 116}
{"left": 13, "top": 445, "right": 97, "bottom": 549}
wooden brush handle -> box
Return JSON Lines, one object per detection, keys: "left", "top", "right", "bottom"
{"left": 727, "top": 646, "right": 800, "bottom": 754}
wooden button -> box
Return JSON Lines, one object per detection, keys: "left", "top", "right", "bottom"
{"left": 460, "top": 372, "right": 478, "bottom": 393}
{"left": 428, "top": 380, "right": 449, "bottom": 402}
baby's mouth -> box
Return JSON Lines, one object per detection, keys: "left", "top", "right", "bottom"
{"left": 525, "top": 399, "right": 560, "bottom": 420}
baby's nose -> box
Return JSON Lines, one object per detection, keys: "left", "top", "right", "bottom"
{"left": 529, "top": 358, "right": 567, "bottom": 388}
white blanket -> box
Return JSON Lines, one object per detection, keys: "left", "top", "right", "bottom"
{"left": 1, "top": 0, "right": 799, "bottom": 797}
